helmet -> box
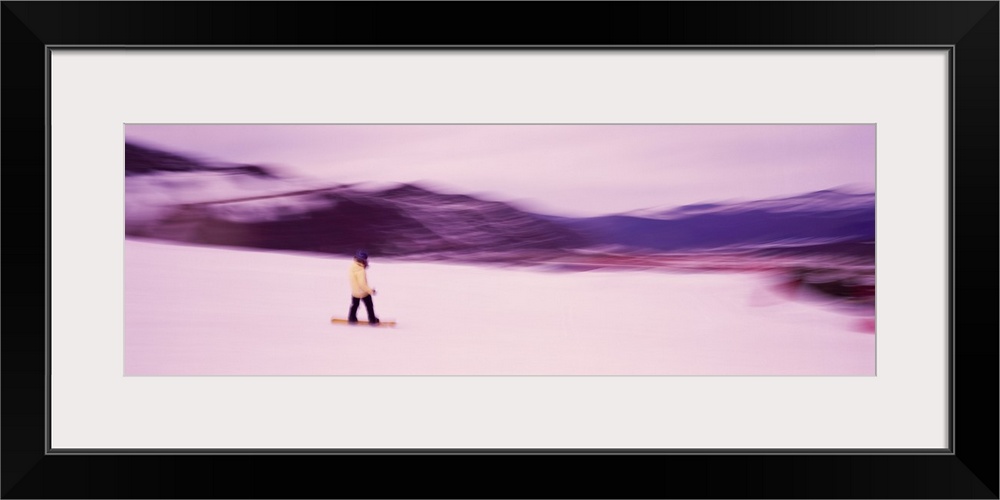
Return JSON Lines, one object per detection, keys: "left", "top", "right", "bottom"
{"left": 355, "top": 250, "right": 369, "bottom": 261}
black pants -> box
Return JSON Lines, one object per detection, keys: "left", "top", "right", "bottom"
{"left": 348, "top": 295, "right": 377, "bottom": 323}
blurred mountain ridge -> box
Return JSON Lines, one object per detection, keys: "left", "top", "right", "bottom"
{"left": 629, "top": 188, "right": 875, "bottom": 219}
{"left": 126, "top": 142, "right": 280, "bottom": 178}
{"left": 125, "top": 142, "right": 875, "bottom": 260}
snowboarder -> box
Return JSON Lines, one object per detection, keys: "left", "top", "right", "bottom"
{"left": 347, "top": 250, "right": 380, "bottom": 325}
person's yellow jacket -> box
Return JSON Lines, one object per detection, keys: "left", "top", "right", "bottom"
{"left": 348, "top": 260, "right": 374, "bottom": 298}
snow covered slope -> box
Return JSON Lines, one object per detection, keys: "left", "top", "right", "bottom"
{"left": 125, "top": 239, "right": 876, "bottom": 376}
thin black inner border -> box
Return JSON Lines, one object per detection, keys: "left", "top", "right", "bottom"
{"left": 44, "top": 45, "right": 955, "bottom": 455}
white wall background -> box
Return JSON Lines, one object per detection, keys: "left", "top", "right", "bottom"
{"left": 50, "top": 50, "right": 948, "bottom": 450}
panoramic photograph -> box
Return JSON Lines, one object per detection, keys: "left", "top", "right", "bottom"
{"left": 123, "top": 124, "right": 876, "bottom": 376}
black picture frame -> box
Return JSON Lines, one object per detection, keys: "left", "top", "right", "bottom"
{"left": 3, "top": 2, "right": 996, "bottom": 498}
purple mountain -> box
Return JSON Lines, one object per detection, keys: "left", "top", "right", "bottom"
{"left": 126, "top": 142, "right": 277, "bottom": 178}
{"left": 125, "top": 143, "right": 587, "bottom": 257}
{"left": 549, "top": 190, "right": 875, "bottom": 255}
{"left": 125, "top": 142, "right": 875, "bottom": 260}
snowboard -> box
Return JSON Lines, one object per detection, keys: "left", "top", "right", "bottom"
{"left": 331, "top": 317, "right": 397, "bottom": 327}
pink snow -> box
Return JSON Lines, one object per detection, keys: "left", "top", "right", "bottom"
{"left": 124, "top": 239, "right": 876, "bottom": 376}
